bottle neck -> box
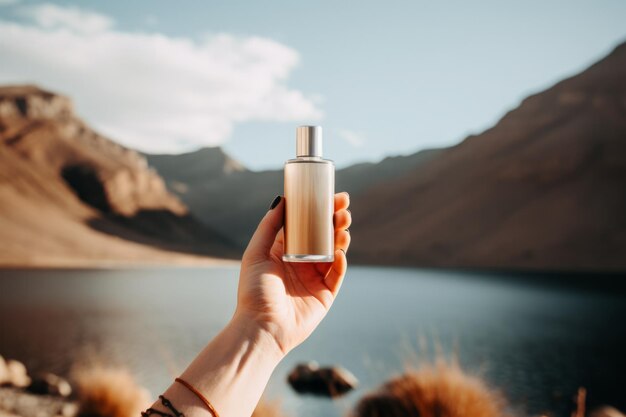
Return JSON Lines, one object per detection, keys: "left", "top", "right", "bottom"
{"left": 286, "top": 156, "right": 334, "bottom": 165}
{"left": 296, "top": 155, "right": 323, "bottom": 161}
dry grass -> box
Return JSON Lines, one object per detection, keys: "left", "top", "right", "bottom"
{"left": 70, "top": 364, "right": 286, "bottom": 417}
{"left": 73, "top": 367, "right": 150, "bottom": 417}
{"left": 64, "top": 361, "right": 607, "bottom": 417}
{"left": 572, "top": 387, "right": 586, "bottom": 417}
{"left": 351, "top": 360, "right": 507, "bottom": 417}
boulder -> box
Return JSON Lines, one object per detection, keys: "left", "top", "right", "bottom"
{"left": 3, "top": 360, "right": 30, "bottom": 388}
{"left": 287, "top": 362, "right": 358, "bottom": 398}
{"left": 28, "top": 374, "right": 72, "bottom": 397}
{"left": 0, "top": 387, "right": 77, "bottom": 417}
{"left": 0, "top": 357, "right": 8, "bottom": 385}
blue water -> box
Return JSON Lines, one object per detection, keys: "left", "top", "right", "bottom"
{"left": 0, "top": 267, "right": 624, "bottom": 417}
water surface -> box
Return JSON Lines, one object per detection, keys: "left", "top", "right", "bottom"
{"left": 0, "top": 267, "right": 624, "bottom": 417}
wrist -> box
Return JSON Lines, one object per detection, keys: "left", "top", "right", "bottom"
{"left": 228, "top": 312, "right": 286, "bottom": 364}
{"left": 176, "top": 313, "right": 285, "bottom": 417}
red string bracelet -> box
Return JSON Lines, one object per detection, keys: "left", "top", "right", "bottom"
{"left": 174, "top": 377, "right": 220, "bottom": 417}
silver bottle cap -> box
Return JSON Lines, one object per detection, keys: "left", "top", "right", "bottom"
{"left": 296, "top": 125, "right": 322, "bottom": 157}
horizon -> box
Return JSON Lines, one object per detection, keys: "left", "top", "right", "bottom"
{"left": 1, "top": 1, "right": 626, "bottom": 169}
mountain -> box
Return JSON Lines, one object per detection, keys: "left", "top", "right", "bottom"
{"left": 146, "top": 147, "right": 442, "bottom": 246}
{"left": 145, "top": 147, "right": 247, "bottom": 193}
{"left": 10, "top": 40, "right": 621, "bottom": 270}
{"left": 147, "top": 42, "right": 626, "bottom": 272}
{"left": 0, "top": 85, "right": 236, "bottom": 267}
{"left": 348, "top": 42, "right": 626, "bottom": 271}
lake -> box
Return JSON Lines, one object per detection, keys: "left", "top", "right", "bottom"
{"left": 0, "top": 267, "right": 624, "bottom": 417}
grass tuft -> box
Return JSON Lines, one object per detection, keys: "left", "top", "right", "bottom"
{"left": 73, "top": 367, "right": 150, "bottom": 417}
{"left": 352, "top": 360, "right": 507, "bottom": 417}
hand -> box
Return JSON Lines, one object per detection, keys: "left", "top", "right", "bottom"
{"left": 234, "top": 193, "right": 352, "bottom": 356}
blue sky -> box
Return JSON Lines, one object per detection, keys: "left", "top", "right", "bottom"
{"left": 1, "top": 0, "right": 625, "bottom": 170}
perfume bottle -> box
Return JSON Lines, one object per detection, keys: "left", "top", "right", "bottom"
{"left": 283, "top": 126, "right": 335, "bottom": 262}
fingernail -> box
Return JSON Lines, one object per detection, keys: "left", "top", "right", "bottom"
{"left": 269, "top": 195, "right": 282, "bottom": 210}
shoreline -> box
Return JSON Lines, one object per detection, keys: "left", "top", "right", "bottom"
{"left": 2, "top": 258, "right": 626, "bottom": 294}
{"left": 2, "top": 257, "right": 625, "bottom": 275}
{"left": 3, "top": 255, "right": 626, "bottom": 272}
{"left": 0, "top": 256, "right": 240, "bottom": 270}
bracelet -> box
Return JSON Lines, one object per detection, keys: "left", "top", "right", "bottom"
{"left": 141, "top": 395, "right": 184, "bottom": 417}
{"left": 175, "top": 377, "right": 220, "bottom": 417}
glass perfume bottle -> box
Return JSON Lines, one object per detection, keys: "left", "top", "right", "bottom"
{"left": 283, "top": 126, "right": 335, "bottom": 262}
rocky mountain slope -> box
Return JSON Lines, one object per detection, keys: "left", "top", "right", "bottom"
{"left": 348, "top": 42, "right": 626, "bottom": 271}
{"left": 0, "top": 86, "right": 235, "bottom": 266}
{"left": 147, "top": 147, "right": 442, "bottom": 246}
{"left": 145, "top": 147, "right": 247, "bottom": 193}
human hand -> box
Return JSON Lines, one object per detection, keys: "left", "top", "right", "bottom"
{"left": 234, "top": 193, "right": 351, "bottom": 357}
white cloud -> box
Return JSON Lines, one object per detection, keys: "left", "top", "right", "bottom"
{"left": 337, "top": 129, "right": 365, "bottom": 147}
{"left": 17, "top": 3, "right": 113, "bottom": 34}
{"left": 0, "top": 4, "right": 322, "bottom": 152}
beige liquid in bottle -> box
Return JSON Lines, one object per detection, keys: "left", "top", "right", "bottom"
{"left": 283, "top": 126, "right": 335, "bottom": 262}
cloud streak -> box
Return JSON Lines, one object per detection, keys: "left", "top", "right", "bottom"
{"left": 337, "top": 129, "right": 365, "bottom": 147}
{"left": 17, "top": 3, "right": 113, "bottom": 33}
{"left": 0, "top": 3, "right": 322, "bottom": 152}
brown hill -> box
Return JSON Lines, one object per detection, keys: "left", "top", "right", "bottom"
{"left": 0, "top": 85, "right": 236, "bottom": 267}
{"left": 349, "top": 42, "right": 626, "bottom": 271}
{"left": 145, "top": 147, "right": 247, "bottom": 192}
{"left": 147, "top": 147, "right": 442, "bottom": 246}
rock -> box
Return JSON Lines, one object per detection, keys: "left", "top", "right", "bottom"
{"left": 0, "top": 85, "right": 238, "bottom": 268}
{"left": 0, "top": 85, "right": 73, "bottom": 120}
{"left": 287, "top": 362, "right": 358, "bottom": 398}
{"left": 28, "top": 374, "right": 72, "bottom": 397}
{"left": 589, "top": 406, "right": 625, "bottom": 417}
{"left": 0, "top": 357, "right": 8, "bottom": 385}
{"left": 0, "top": 387, "right": 77, "bottom": 417}
{"left": 3, "top": 361, "right": 30, "bottom": 388}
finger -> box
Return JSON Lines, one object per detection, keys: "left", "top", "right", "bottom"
{"left": 333, "top": 209, "right": 352, "bottom": 230}
{"left": 274, "top": 227, "right": 284, "bottom": 247}
{"left": 334, "top": 192, "right": 350, "bottom": 212}
{"left": 269, "top": 227, "right": 284, "bottom": 258}
{"left": 244, "top": 195, "right": 284, "bottom": 261}
{"left": 324, "top": 249, "right": 347, "bottom": 297}
{"left": 335, "top": 229, "right": 351, "bottom": 253}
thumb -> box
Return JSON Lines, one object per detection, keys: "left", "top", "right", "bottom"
{"left": 244, "top": 195, "right": 284, "bottom": 261}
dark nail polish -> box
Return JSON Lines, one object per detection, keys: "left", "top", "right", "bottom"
{"left": 269, "top": 195, "right": 282, "bottom": 210}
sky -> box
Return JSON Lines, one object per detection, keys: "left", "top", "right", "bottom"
{"left": 1, "top": 0, "right": 625, "bottom": 170}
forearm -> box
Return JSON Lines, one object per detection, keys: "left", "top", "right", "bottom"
{"left": 147, "top": 193, "right": 350, "bottom": 417}
{"left": 151, "top": 315, "right": 284, "bottom": 417}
